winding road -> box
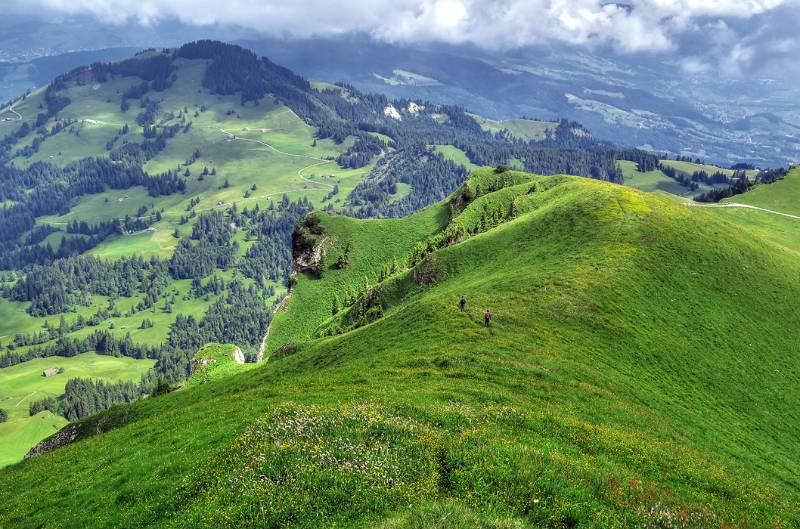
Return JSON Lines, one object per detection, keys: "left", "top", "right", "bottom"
{"left": 2, "top": 103, "right": 22, "bottom": 122}
{"left": 684, "top": 202, "right": 800, "bottom": 220}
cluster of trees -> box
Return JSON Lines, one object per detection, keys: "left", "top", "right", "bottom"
{"left": 66, "top": 219, "right": 122, "bottom": 237}
{"left": 616, "top": 149, "right": 661, "bottom": 173}
{"left": 30, "top": 378, "right": 141, "bottom": 421}
{"left": 239, "top": 196, "right": 313, "bottom": 285}
{"left": 658, "top": 163, "right": 746, "bottom": 191}
{"left": 0, "top": 329, "right": 160, "bottom": 368}
{"left": 8, "top": 254, "right": 169, "bottom": 315}
{"left": 110, "top": 123, "right": 183, "bottom": 166}
{"left": 336, "top": 134, "right": 385, "bottom": 168}
{"left": 347, "top": 145, "right": 468, "bottom": 217}
{"left": 167, "top": 280, "right": 274, "bottom": 352}
{"left": 169, "top": 211, "right": 238, "bottom": 279}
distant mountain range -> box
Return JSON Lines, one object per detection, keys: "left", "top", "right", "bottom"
{"left": 1, "top": 18, "right": 798, "bottom": 167}
{"left": 241, "top": 35, "right": 800, "bottom": 168}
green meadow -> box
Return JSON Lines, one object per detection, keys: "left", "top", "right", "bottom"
{"left": 0, "top": 353, "right": 154, "bottom": 467}
{"left": 618, "top": 159, "right": 692, "bottom": 195}
{"left": 469, "top": 114, "right": 555, "bottom": 141}
{"left": 433, "top": 144, "right": 480, "bottom": 172}
{"left": 659, "top": 159, "right": 759, "bottom": 179}
{"left": 722, "top": 165, "right": 800, "bottom": 215}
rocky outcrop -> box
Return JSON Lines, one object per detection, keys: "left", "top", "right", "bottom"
{"left": 25, "top": 423, "right": 83, "bottom": 460}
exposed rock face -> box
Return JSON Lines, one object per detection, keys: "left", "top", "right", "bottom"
{"left": 293, "top": 237, "right": 328, "bottom": 276}
{"left": 383, "top": 105, "right": 401, "bottom": 120}
{"left": 232, "top": 346, "right": 245, "bottom": 364}
{"left": 25, "top": 423, "right": 83, "bottom": 460}
{"left": 291, "top": 216, "right": 328, "bottom": 277}
{"left": 407, "top": 101, "right": 424, "bottom": 114}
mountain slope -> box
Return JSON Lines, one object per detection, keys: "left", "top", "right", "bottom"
{"left": 242, "top": 36, "right": 800, "bottom": 167}
{"left": 1, "top": 40, "right": 661, "bottom": 466}
{"left": 0, "top": 40, "right": 614, "bottom": 464}
{"left": 1, "top": 169, "right": 798, "bottom": 528}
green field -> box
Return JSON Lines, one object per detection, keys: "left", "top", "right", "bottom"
{"left": 469, "top": 114, "right": 554, "bottom": 141}
{"left": 2, "top": 169, "right": 798, "bottom": 527}
{"left": 432, "top": 144, "right": 479, "bottom": 172}
{"left": 0, "top": 353, "right": 154, "bottom": 467}
{"left": 618, "top": 160, "right": 692, "bottom": 195}
{"left": 660, "top": 159, "right": 759, "bottom": 179}
{"left": 722, "top": 165, "right": 800, "bottom": 215}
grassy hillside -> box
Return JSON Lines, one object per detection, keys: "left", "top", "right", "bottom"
{"left": 0, "top": 353, "right": 154, "bottom": 467}
{"left": 432, "top": 144, "right": 480, "bottom": 172}
{"left": 469, "top": 114, "right": 555, "bottom": 141}
{"left": 0, "top": 41, "right": 638, "bottom": 465}
{"left": 722, "top": 165, "right": 800, "bottom": 215}
{"left": 2, "top": 168, "right": 798, "bottom": 528}
{"left": 267, "top": 204, "right": 449, "bottom": 356}
{"left": 183, "top": 342, "right": 253, "bottom": 388}
{"left": 618, "top": 160, "right": 692, "bottom": 195}
{"left": 696, "top": 165, "right": 800, "bottom": 257}
{"left": 659, "top": 159, "right": 759, "bottom": 180}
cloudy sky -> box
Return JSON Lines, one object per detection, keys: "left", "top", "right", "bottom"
{"left": 7, "top": 0, "right": 800, "bottom": 76}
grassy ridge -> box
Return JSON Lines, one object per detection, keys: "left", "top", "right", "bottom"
{"left": 2, "top": 169, "right": 798, "bottom": 527}
{"left": 267, "top": 205, "right": 450, "bottom": 356}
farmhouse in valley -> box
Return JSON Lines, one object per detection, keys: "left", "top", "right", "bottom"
{"left": 42, "top": 368, "right": 60, "bottom": 378}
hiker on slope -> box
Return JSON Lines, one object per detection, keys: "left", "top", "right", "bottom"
{"left": 484, "top": 309, "right": 492, "bottom": 327}
{"left": 459, "top": 295, "right": 467, "bottom": 312}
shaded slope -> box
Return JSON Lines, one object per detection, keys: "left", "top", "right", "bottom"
{"left": 1, "top": 170, "right": 799, "bottom": 528}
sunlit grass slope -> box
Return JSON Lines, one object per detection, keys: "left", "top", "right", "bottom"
{"left": 1, "top": 169, "right": 799, "bottom": 528}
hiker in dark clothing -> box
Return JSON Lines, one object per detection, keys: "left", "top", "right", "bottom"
{"left": 459, "top": 295, "right": 467, "bottom": 312}
{"left": 484, "top": 309, "right": 492, "bottom": 327}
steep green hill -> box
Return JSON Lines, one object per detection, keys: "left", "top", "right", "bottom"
{"left": 1, "top": 168, "right": 798, "bottom": 528}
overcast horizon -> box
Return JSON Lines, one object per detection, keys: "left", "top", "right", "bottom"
{"left": 4, "top": 0, "right": 800, "bottom": 79}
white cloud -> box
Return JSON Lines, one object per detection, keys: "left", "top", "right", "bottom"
{"left": 6, "top": 0, "right": 797, "bottom": 55}
{"left": 679, "top": 56, "right": 711, "bottom": 74}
